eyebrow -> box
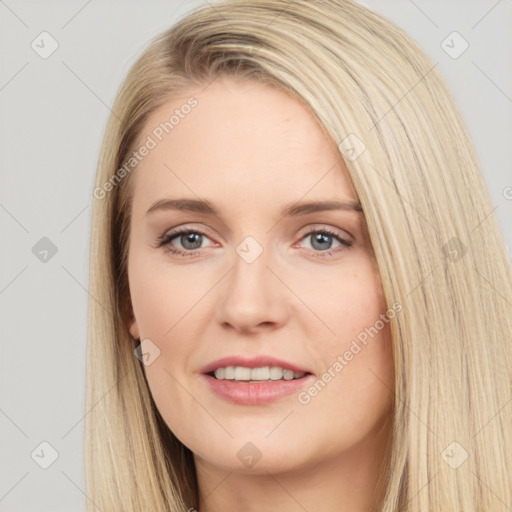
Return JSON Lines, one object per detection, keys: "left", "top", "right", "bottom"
{"left": 145, "top": 198, "right": 363, "bottom": 217}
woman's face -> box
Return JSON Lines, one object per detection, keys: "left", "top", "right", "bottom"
{"left": 127, "top": 76, "right": 395, "bottom": 475}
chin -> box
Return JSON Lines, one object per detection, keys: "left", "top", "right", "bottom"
{"left": 193, "top": 446, "right": 307, "bottom": 475}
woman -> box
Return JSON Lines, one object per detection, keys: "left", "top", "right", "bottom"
{"left": 86, "top": 0, "right": 512, "bottom": 510}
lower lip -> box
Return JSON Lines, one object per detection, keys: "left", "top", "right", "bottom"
{"left": 202, "top": 373, "right": 315, "bottom": 405}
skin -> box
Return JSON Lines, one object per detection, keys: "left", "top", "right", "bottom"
{"left": 127, "top": 75, "right": 395, "bottom": 512}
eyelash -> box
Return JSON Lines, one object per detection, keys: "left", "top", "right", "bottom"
{"left": 156, "top": 226, "right": 353, "bottom": 259}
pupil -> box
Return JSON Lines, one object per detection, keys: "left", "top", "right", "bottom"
{"left": 311, "top": 233, "right": 332, "bottom": 251}
{"left": 182, "top": 233, "right": 202, "bottom": 249}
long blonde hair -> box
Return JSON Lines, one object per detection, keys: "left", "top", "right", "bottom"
{"left": 86, "top": 0, "right": 512, "bottom": 510}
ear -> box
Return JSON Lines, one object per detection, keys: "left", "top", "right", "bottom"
{"left": 128, "top": 312, "right": 140, "bottom": 341}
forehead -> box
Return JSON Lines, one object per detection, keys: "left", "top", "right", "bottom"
{"left": 129, "top": 76, "right": 358, "bottom": 217}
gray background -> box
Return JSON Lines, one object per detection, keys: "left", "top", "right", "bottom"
{"left": 1, "top": 1, "right": 510, "bottom": 511}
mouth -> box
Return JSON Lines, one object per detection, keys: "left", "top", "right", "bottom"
{"left": 200, "top": 356, "right": 315, "bottom": 404}
{"left": 202, "top": 368, "right": 315, "bottom": 405}
{"left": 206, "top": 366, "right": 313, "bottom": 383}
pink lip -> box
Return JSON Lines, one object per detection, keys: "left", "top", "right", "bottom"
{"left": 202, "top": 373, "right": 315, "bottom": 405}
{"left": 200, "top": 355, "right": 312, "bottom": 375}
{"left": 199, "top": 355, "right": 314, "bottom": 406}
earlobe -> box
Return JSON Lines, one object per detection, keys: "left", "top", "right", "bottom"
{"left": 129, "top": 316, "right": 140, "bottom": 341}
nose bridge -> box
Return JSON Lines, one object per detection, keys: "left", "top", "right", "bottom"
{"left": 216, "top": 233, "right": 288, "bottom": 331}
{"left": 230, "top": 234, "right": 272, "bottom": 300}
{"left": 235, "top": 234, "right": 267, "bottom": 267}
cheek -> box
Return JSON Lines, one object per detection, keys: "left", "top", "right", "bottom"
{"left": 302, "top": 257, "right": 394, "bottom": 416}
{"left": 308, "top": 256, "right": 388, "bottom": 344}
{"left": 128, "top": 257, "right": 213, "bottom": 434}
{"left": 128, "top": 253, "right": 211, "bottom": 339}
{"left": 299, "top": 324, "right": 394, "bottom": 447}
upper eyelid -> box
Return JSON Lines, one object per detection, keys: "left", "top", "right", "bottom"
{"left": 162, "top": 223, "right": 353, "bottom": 244}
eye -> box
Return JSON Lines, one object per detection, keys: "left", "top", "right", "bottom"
{"left": 297, "top": 227, "right": 353, "bottom": 258}
{"left": 156, "top": 226, "right": 353, "bottom": 258}
{"left": 157, "top": 228, "right": 213, "bottom": 257}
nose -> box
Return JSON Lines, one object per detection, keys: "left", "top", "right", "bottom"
{"left": 215, "top": 243, "right": 290, "bottom": 335}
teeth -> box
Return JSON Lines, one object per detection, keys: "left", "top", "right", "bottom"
{"left": 213, "top": 366, "right": 306, "bottom": 381}
{"left": 283, "top": 369, "right": 295, "bottom": 380}
{"left": 214, "top": 367, "right": 225, "bottom": 379}
{"left": 224, "top": 366, "right": 235, "bottom": 379}
{"left": 269, "top": 366, "right": 283, "bottom": 380}
{"left": 234, "top": 366, "right": 251, "bottom": 380}
{"left": 251, "top": 366, "right": 270, "bottom": 380}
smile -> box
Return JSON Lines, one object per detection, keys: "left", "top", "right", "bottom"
{"left": 202, "top": 370, "right": 314, "bottom": 405}
{"left": 211, "top": 365, "right": 308, "bottom": 382}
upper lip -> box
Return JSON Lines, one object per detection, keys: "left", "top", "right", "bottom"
{"left": 200, "top": 355, "right": 312, "bottom": 375}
